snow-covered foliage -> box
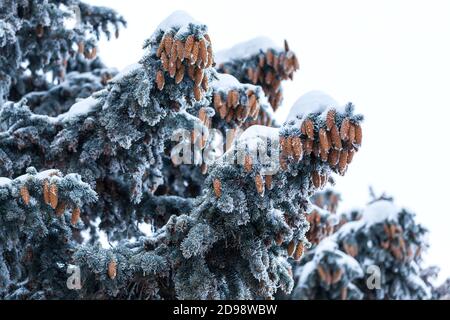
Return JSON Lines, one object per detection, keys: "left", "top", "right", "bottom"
{"left": 1, "top": 4, "right": 365, "bottom": 300}
{"left": 0, "top": 167, "right": 97, "bottom": 298}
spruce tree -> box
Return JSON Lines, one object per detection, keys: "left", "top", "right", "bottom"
{"left": 1, "top": 4, "right": 365, "bottom": 299}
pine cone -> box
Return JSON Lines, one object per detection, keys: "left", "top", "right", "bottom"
{"left": 244, "top": 154, "right": 253, "bottom": 172}
{"left": 201, "top": 75, "right": 209, "bottom": 91}
{"left": 199, "top": 38, "right": 208, "bottom": 67}
{"left": 156, "top": 70, "right": 165, "bottom": 90}
{"left": 175, "top": 64, "right": 185, "bottom": 84}
{"left": 265, "top": 175, "right": 273, "bottom": 190}
{"left": 207, "top": 45, "right": 214, "bottom": 67}
{"left": 303, "top": 119, "right": 314, "bottom": 139}
{"left": 190, "top": 41, "right": 199, "bottom": 64}
{"left": 328, "top": 149, "right": 340, "bottom": 166}
{"left": 213, "top": 179, "right": 222, "bottom": 198}
{"left": 304, "top": 139, "right": 314, "bottom": 156}
{"left": 292, "top": 136, "right": 303, "bottom": 161}
{"left": 338, "top": 150, "right": 348, "bottom": 175}
{"left": 184, "top": 35, "right": 195, "bottom": 58}
{"left": 354, "top": 123, "right": 362, "bottom": 146}
{"left": 255, "top": 175, "right": 264, "bottom": 195}
{"left": 340, "top": 118, "right": 350, "bottom": 141}
{"left": 317, "top": 265, "right": 328, "bottom": 283}
{"left": 194, "top": 86, "right": 202, "bottom": 101}
{"left": 108, "top": 260, "right": 117, "bottom": 280}
{"left": 330, "top": 125, "right": 342, "bottom": 150}
{"left": 294, "top": 242, "right": 304, "bottom": 261}
{"left": 187, "top": 64, "right": 195, "bottom": 80}
{"left": 175, "top": 39, "right": 184, "bottom": 61}
{"left": 326, "top": 109, "right": 336, "bottom": 130}
{"left": 319, "top": 128, "right": 330, "bottom": 153}
{"left": 312, "top": 171, "right": 321, "bottom": 188}
{"left": 77, "top": 42, "right": 85, "bottom": 54}
{"left": 71, "top": 207, "right": 80, "bottom": 225}
{"left": 194, "top": 67, "right": 203, "bottom": 87}
{"left": 43, "top": 180, "right": 50, "bottom": 205}
{"left": 200, "top": 163, "right": 208, "bottom": 175}
{"left": 164, "top": 34, "right": 173, "bottom": 55}
{"left": 49, "top": 184, "right": 58, "bottom": 209}
{"left": 160, "top": 52, "right": 169, "bottom": 70}
{"left": 348, "top": 124, "right": 356, "bottom": 145}
{"left": 20, "top": 185, "right": 30, "bottom": 206}
{"left": 229, "top": 90, "right": 239, "bottom": 108}
{"left": 287, "top": 240, "right": 296, "bottom": 256}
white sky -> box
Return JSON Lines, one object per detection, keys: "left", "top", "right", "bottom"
{"left": 87, "top": 0, "right": 450, "bottom": 282}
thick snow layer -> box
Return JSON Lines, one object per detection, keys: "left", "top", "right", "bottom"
{"left": 238, "top": 125, "right": 279, "bottom": 142}
{"left": 56, "top": 96, "right": 98, "bottom": 123}
{"left": 109, "top": 63, "right": 140, "bottom": 83}
{"left": 237, "top": 125, "right": 279, "bottom": 153}
{"left": 333, "top": 220, "right": 363, "bottom": 238}
{"left": 151, "top": 10, "right": 200, "bottom": 41}
{"left": 211, "top": 73, "right": 242, "bottom": 91}
{"left": 35, "top": 169, "right": 61, "bottom": 180}
{"left": 314, "top": 237, "right": 338, "bottom": 253}
{"left": 215, "top": 37, "right": 281, "bottom": 64}
{"left": 286, "top": 90, "right": 340, "bottom": 122}
{"left": 0, "top": 177, "right": 12, "bottom": 187}
{"left": 361, "top": 200, "right": 400, "bottom": 225}
{"left": 1, "top": 169, "right": 60, "bottom": 186}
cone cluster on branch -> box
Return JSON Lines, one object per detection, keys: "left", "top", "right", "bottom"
{"left": 278, "top": 108, "right": 363, "bottom": 195}
{"left": 217, "top": 40, "right": 299, "bottom": 110}
{"left": 16, "top": 171, "right": 85, "bottom": 227}
{"left": 155, "top": 32, "right": 213, "bottom": 101}
{"left": 304, "top": 190, "right": 342, "bottom": 246}
{"left": 303, "top": 110, "right": 362, "bottom": 175}
{"left": 306, "top": 207, "right": 336, "bottom": 245}
{"left": 212, "top": 87, "right": 273, "bottom": 127}
{"left": 211, "top": 103, "right": 363, "bottom": 204}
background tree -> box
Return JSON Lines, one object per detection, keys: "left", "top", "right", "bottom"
{"left": 292, "top": 191, "right": 432, "bottom": 300}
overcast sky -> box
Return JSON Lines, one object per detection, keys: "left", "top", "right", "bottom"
{"left": 87, "top": 0, "right": 450, "bottom": 282}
